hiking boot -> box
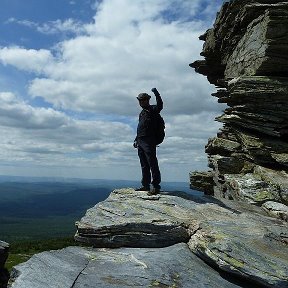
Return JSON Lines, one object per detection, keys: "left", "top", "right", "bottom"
{"left": 147, "top": 187, "right": 160, "bottom": 196}
{"left": 135, "top": 186, "right": 150, "bottom": 192}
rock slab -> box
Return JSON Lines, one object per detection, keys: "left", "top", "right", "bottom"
{"left": 75, "top": 189, "right": 288, "bottom": 287}
{"left": 8, "top": 189, "right": 288, "bottom": 287}
{"left": 9, "top": 243, "right": 243, "bottom": 288}
{"left": 75, "top": 189, "right": 192, "bottom": 248}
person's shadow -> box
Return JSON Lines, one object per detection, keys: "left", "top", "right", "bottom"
{"left": 162, "top": 190, "right": 246, "bottom": 215}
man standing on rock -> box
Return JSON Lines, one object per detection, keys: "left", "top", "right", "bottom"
{"left": 134, "top": 88, "right": 163, "bottom": 195}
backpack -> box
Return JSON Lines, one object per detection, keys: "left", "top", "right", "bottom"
{"left": 151, "top": 111, "right": 165, "bottom": 145}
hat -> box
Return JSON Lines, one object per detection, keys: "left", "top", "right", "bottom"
{"left": 137, "top": 93, "right": 151, "bottom": 100}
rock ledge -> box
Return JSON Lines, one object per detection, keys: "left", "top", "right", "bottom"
{"left": 8, "top": 189, "right": 288, "bottom": 287}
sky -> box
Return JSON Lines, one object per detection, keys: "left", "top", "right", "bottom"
{"left": 0, "top": 0, "right": 226, "bottom": 182}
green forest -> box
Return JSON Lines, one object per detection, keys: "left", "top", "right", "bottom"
{"left": 0, "top": 178, "right": 193, "bottom": 270}
{"left": 0, "top": 180, "right": 112, "bottom": 270}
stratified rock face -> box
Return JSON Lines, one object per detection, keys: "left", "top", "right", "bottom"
{"left": 190, "top": 0, "right": 288, "bottom": 220}
{"left": 75, "top": 189, "right": 191, "bottom": 248}
{"left": 190, "top": 170, "right": 214, "bottom": 195}
{"left": 0, "top": 241, "right": 9, "bottom": 288}
{"left": 191, "top": 0, "right": 288, "bottom": 84}
{"left": 74, "top": 189, "right": 288, "bottom": 288}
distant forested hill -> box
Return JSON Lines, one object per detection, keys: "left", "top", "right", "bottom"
{"left": 0, "top": 177, "right": 197, "bottom": 242}
{"left": 0, "top": 181, "right": 112, "bottom": 242}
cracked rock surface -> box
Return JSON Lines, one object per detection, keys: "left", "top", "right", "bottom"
{"left": 74, "top": 189, "right": 287, "bottom": 287}
{"left": 8, "top": 189, "right": 288, "bottom": 287}
{"left": 75, "top": 189, "right": 194, "bottom": 248}
{"left": 9, "top": 244, "right": 242, "bottom": 288}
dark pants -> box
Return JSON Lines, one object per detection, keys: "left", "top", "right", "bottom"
{"left": 137, "top": 137, "right": 161, "bottom": 189}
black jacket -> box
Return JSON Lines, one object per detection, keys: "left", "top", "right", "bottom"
{"left": 136, "top": 95, "right": 163, "bottom": 140}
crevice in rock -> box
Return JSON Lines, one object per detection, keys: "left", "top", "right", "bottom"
{"left": 70, "top": 259, "right": 90, "bottom": 288}
{"left": 192, "top": 251, "right": 269, "bottom": 288}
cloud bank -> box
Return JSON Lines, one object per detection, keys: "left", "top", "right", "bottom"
{"left": 0, "top": 0, "right": 224, "bottom": 181}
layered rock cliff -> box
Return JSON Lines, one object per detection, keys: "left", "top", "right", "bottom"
{"left": 190, "top": 0, "right": 288, "bottom": 221}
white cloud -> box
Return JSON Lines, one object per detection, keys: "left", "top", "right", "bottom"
{"left": 0, "top": 0, "right": 225, "bottom": 181}
{"left": 0, "top": 92, "right": 68, "bottom": 129}
{"left": 1, "top": 0, "right": 216, "bottom": 116}
{"left": 0, "top": 47, "right": 53, "bottom": 73}
{"left": 0, "top": 92, "right": 135, "bottom": 172}
{"left": 37, "top": 19, "right": 86, "bottom": 35}
{"left": 6, "top": 18, "right": 35, "bottom": 27}
{"left": 6, "top": 17, "right": 86, "bottom": 36}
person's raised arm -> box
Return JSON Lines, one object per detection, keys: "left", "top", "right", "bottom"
{"left": 151, "top": 88, "right": 163, "bottom": 112}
